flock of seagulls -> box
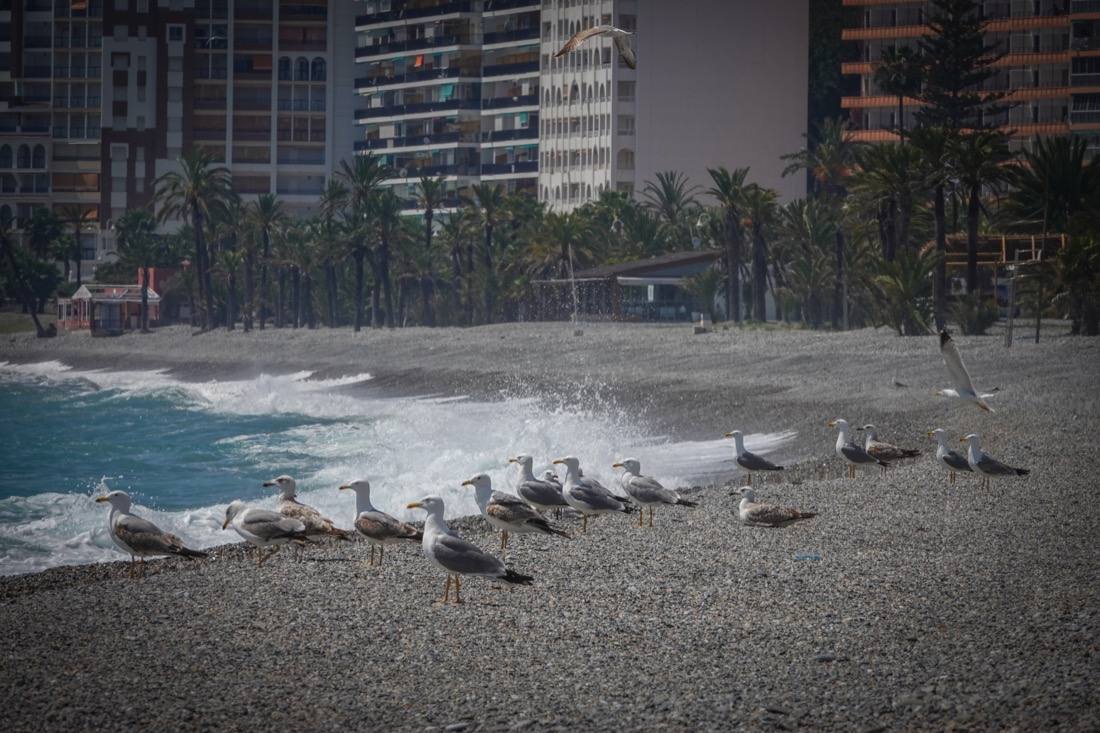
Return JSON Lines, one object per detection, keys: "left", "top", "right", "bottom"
{"left": 93, "top": 329, "right": 1030, "bottom": 601}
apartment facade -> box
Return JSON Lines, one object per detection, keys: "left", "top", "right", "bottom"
{"left": 841, "top": 0, "right": 1100, "bottom": 152}
{"left": 352, "top": 0, "right": 540, "bottom": 212}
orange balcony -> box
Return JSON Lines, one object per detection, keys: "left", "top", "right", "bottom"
{"left": 848, "top": 123, "right": 1070, "bottom": 141}
{"left": 842, "top": 0, "right": 923, "bottom": 5}
{"left": 842, "top": 86, "right": 1079, "bottom": 109}
{"left": 842, "top": 24, "right": 927, "bottom": 41}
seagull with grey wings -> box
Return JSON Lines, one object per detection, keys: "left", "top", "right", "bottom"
{"left": 339, "top": 479, "right": 421, "bottom": 567}
{"left": 939, "top": 330, "right": 994, "bottom": 412}
{"left": 554, "top": 24, "right": 636, "bottom": 68}
{"left": 927, "top": 429, "right": 973, "bottom": 484}
{"left": 737, "top": 489, "right": 816, "bottom": 528}
{"left": 724, "top": 429, "right": 784, "bottom": 485}
{"left": 612, "top": 458, "right": 696, "bottom": 528}
{"left": 223, "top": 500, "right": 313, "bottom": 566}
{"left": 828, "top": 418, "right": 889, "bottom": 478}
{"left": 96, "top": 490, "right": 206, "bottom": 577}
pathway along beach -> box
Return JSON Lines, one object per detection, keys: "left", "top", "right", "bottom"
{"left": 1, "top": 323, "right": 1098, "bottom": 731}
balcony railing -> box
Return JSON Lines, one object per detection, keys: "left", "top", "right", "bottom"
{"left": 482, "top": 27, "right": 539, "bottom": 45}
{"left": 482, "top": 60, "right": 538, "bottom": 77}
{"left": 1071, "top": 110, "right": 1100, "bottom": 123}
{"left": 194, "top": 128, "right": 228, "bottom": 140}
{"left": 277, "top": 99, "right": 326, "bottom": 111}
{"left": 481, "top": 160, "right": 537, "bottom": 175}
{"left": 482, "top": 0, "right": 539, "bottom": 11}
{"left": 235, "top": 99, "right": 273, "bottom": 111}
{"left": 24, "top": 35, "right": 53, "bottom": 48}
{"left": 481, "top": 127, "right": 536, "bottom": 142}
{"left": 195, "top": 67, "right": 229, "bottom": 79}
{"left": 280, "top": 4, "right": 328, "bottom": 21}
{"left": 355, "top": 34, "right": 476, "bottom": 59}
{"left": 233, "top": 130, "right": 272, "bottom": 141}
{"left": 386, "top": 163, "right": 480, "bottom": 178}
{"left": 355, "top": 66, "right": 474, "bottom": 88}
{"left": 482, "top": 93, "right": 538, "bottom": 109}
{"left": 355, "top": 131, "right": 476, "bottom": 150}
{"left": 195, "top": 97, "right": 228, "bottom": 110}
{"left": 23, "top": 65, "right": 53, "bottom": 78}
{"left": 356, "top": 1, "right": 472, "bottom": 26}
{"left": 1071, "top": 0, "right": 1100, "bottom": 11}
{"left": 355, "top": 99, "right": 481, "bottom": 120}
{"left": 1073, "top": 73, "right": 1100, "bottom": 86}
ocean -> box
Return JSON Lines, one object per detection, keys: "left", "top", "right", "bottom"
{"left": 0, "top": 360, "right": 794, "bottom": 576}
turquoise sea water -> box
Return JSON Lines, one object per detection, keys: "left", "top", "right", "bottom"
{"left": 0, "top": 360, "right": 794, "bottom": 575}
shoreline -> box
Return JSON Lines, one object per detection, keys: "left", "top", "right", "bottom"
{"left": 2, "top": 323, "right": 1099, "bottom": 730}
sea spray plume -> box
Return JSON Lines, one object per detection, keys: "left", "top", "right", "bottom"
{"left": 611, "top": 458, "right": 696, "bottom": 528}
{"left": 95, "top": 490, "right": 207, "bottom": 577}
{"left": 223, "top": 500, "right": 313, "bottom": 566}
{"left": 463, "top": 473, "right": 570, "bottom": 555}
{"left": 407, "top": 495, "right": 534, "bottom": 605}
{"left": 339, "top": 479, "right": 421, "bottom": 567}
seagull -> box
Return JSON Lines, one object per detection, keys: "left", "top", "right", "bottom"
{"left": 737, "top": 488, "right": 816, "bottom": 528}
{"left": 553, "top": 25, "right": 636, "bottom": 69}
{"left": 95, "top": 490, "right": 206, "bottom": 577}
{"left": 508, "top": 455, "right": 569, "bottom": 516}
{"left": 724, "top": 429, "right": 784, "bottom": 485}
{"left": 934, "top": 387, "right": 1000, "bottom": 400}
{"left": 927, "top": 429, "right": 973, "bottom": 484}
{"left": 961, "top": 433, "right": 1029, "bottom": 489}
{"left": 222, "top": 500, "right": 313, "bottom": 566}
{"left": 339, "top": 479, "right": 421, "bottom": 567}
{"left": 463, "top": 473, "right": 570, "bottom": 555}
{"left": 827, "top": 419, "right": 888, "bottom": 478}
{"left": 552, "top": 456, "right": 634, "bottom": 533}
{"left": 857, "top": 424, "right": 921, "bottom": 475}
{"left": 939, "top": 330, "right": 994, "bottom": 412}
{"left": 264, "top": 475, "right": 352, "bottom": 542}
{"left": 612, "top": 458, "right": 696, "bottom": 528}
{"left": 406, "top": 495, "right": 534, "bottom": 605}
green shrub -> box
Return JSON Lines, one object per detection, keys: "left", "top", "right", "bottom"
{"left": 951, "top": 293, "right": 998, "bottom": 335}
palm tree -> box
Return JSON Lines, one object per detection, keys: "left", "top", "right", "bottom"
{"left": 249, "top": 193, "right": 285, "bottom": 330}
{"left": 1005, "top": 136, "right": 1100, "bottom": 235}
{"left": 873, "top": 47, "right": 923, "bottom": 141}
{"left": 849, "top": 142, "right": 926, "bottom": 262}
{"left": 782, "top": 118, "right": 863, "bottom": 328}
{"left": 465, "top": 183, "right": 505, "bottom": 323}
{"left": 951, "top": 130, "right": 1011, "bottom": 293}
{"left": 0, "top": 222, "right": 47, "bottom": 336}
{"left": 522, "top": 211, "right": 593, "bottom": 280}
{"left": 154, "top": 149, "right": 235, "bottom": 330}
{"left": 909, "top": 125, "right": 953, "bottom": 328}
{"left": 416, "top": 175, "right": 447, "bottom": 327}
{"left": 114, "top": 209, "right": 161, "bottom": 332}
{"left": 872, "top": 249, "right": 938, "bottom": 336}
{"left": 619, "top": 205, "right": 666, "bottom": 260}
{"left": 741, "top": 183, "right": 778, "bottom": 322}
{"left": 777, "top": 198, "right": 837, "bottom": 327}
{"left": 373, "top": 188, "right": 403, "bottom": 328}
{"left": 642, "top": 171, "right": 700, "bottom": 249}
{"left": 318, "top": 179, "right": 349, "bottom": 327}
{"left": 216, "top": 248, "right": 244, "bottom": 331}
{"left": 58, "top": 204, "right": 96, "bottom": 287}
{"left": 25, "top": 207, "right": 63, "bottom": 260}
{"left": 338, "top": 153, "right": 388, "bottom": 332}
{"left": 706, "top": 166, "right": 750, "bottom": 322}
{"left": 439, "top": 210, "right": 473, "bottom": 325}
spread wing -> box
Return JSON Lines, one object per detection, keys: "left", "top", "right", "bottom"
{"left": 242, "top": 509, "right": 306, "bottom": 541}
{"left": 114, "top": 514, "right": 191, "bottom": 556}
{"left": 516, "top": 479, "right": 567, "bottom": 507}
{"left": 842, "top": 441, "right": 883, "bottom": 465}
{"left": 554, "top": 25, "right": 609, "bottom": 57}
{"left": 355, "top": 510, "right": 420, "bottom": 542}
{"left": 613, "top": 33, "right": 636, "bottom": 69}
{"left": 738, "top": 451, "right": 783, "bottom": 472}
{"left": 624, "top": 475, "right": 678, "bottom": 505}
{"left": 939, "top": 331, "right": 991, "bottom": 410}
{"left": 431, "top": 533, "right": 505, "bottom": 576}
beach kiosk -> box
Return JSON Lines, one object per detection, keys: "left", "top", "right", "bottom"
{"left": 57, "top": 284, "right": 161, "bottom": 335}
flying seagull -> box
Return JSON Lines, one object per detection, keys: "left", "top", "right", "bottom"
{"left": 939, "top": 330, "right": 994, "bottom": 412}
{"left": 552, "top": 456, "right": 635, "bottom": 533}
{"left": 612, "top": 458, "right": 696, "bottom": 528}
{"left": 508, "top": 455, "right": 569, "bottom": 516}
{"left": 827, "top": 418, "right": 888, "bottom": 478}
{"left": 737, "top": 488, "right": 816, "bottom": 528}
{"left": 264, "top": 475, "right": 353, "bottom": 542}
{"left": 463, "top": 473, "right": 570, "bottom": 555}
{"left": 406, "top": 495, "right": 534, "bottom": 605}
{"left": 927, "top": 429, "right": 973, "bottom": 484}
{"left": 554, "top": 25, "right": 636, "bottom": 69}
{"left": 339, "top": 480, "right": 421, "bottom": 567}
{"left": 724, "top": 429, "right": 784, "bottom": 485}
{"left": 961, "top": 433, "right": 1029, "bottom": 489}
{"left": 222, "top": 500, "right": 313, "bottom": 566}
{"left": 857, "top": 424, "right": 921, "bottom": 475}
{"left": 95, "top": 490, "right": 206, "bottom": 577}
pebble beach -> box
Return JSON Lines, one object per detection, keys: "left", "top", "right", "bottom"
{"left": 1, "top": 322, "right": 1098, "bottom": 731}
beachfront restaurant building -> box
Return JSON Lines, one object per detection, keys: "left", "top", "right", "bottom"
{"left": 57, "top": 285, "right": 161, "bottom": 335}
{"left": 530, "top": 250, "right": 723, "bottom": 322}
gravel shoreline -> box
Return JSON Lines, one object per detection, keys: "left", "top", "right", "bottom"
{"left": 1, "top": 323, "right": 1099, "bottom": 731}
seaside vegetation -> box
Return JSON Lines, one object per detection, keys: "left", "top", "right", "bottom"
{"left": 1, "top": 0, "right": 1098, "bottom": 337}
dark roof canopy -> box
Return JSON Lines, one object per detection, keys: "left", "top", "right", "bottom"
{"left": 574, "top": 249, "right": 722, "bottom": 279}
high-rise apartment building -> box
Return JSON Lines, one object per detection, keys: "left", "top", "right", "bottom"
{"left": 841, "top": 0, "right": 1100, "bottom": 153}
{"left": 539, "top": 0, "right": 809, "bottom": 210}
{"left": 352, "top": 0, "right": 541, "bottom": 212}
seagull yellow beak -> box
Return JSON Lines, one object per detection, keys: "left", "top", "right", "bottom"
{"left": 338, "top": 485, "right": 350, "bottom": 491}
{"left": 95, "top": 495, "right": 109, "bottom": 503}
{"left": 262, "top": 481, "right": 276, "bottom": 487}
{"left": 221, "top": 518, "right": 230, "bottom": 529}
{"left": 926, "top": 431, "right": 935, "bottom": 438}
{"left": 552, "top": 459, "right": 565, "bottom": 465}
{"left": 826, "top": 420, "right": 837, "bottom": 427}
{"left": 723, "top": 432, "right": 734, "bottom": 438}
{"left": 611, "top": 462, "right": 623, "bottom": 469}
{"left": 959, "top": 437, "right": 967, "bottom": 443}
{"left": 507, "top": 457, "right": 517, "bottom": 463}
{"left": 406, "top": 501, "right": 423, "bottom": 509}
{"left": 461, "top": 480, "right": 473, "bottom": 487}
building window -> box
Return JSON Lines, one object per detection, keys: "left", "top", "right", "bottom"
{"left": 110, "top": 143, "right": 128, "bottom": 159}
{"left": 168, "top": 25, "right": 185, "bottom": 43}
{"left": 0, "top": 146, "right": 11, "bottom": 168}
{"left": 617, "top": 81, "right": 635, "bottom": 101}
{"left": 311, "top": 58, "right": 326, "bottom": 81}
{"left": 32, "top": 145, "right": 46, "bottom": 168}
{"left": 295, "top": 57, "right": 309, "bottom": 81}
{"left": 278, "top": 56, "right": 291, "bottom": 80}
{"left": 111, "top": 52, "right": 130, "bottom": 69}
{"left": 617, "top": 115, "right": 634, "bottom": 135}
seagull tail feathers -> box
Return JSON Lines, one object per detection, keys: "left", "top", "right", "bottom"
{"left": 501, "top": 568, "right": 534, "bottom": 586}
{"left": 977, "top": 399, "right": 994, "bottom": 413}
{"left": 529, "top": 518, "right": 571, "bottom": 538}
{"left": 877, "top": 460, "right": 890, "bottom": 468}
{"left": 1015, "top": 467, "right": 1030, "bottom": 476}
{"left": 330, "top": 527, "right": 355, "bottom": 541}
{"left": 675, "top": 498, "right": 698, "bottom": 508}
{"left": 174, "top": 546, "right": 209, "bottom": 559}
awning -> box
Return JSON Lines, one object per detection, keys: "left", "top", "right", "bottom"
{"left": 616, "top": 277, "right": 685, "bottom": 287}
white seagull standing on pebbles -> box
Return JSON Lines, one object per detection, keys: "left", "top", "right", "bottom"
{"left": 222, "top": 500, "right": 312, "bottom": 566}
{"left": 95, "top": 490, "right": 206, "bottom": 577}
{"left": 463, "top": 473, "right": 570, "bottom": 555}
{"left": 927, "top": 429, "right": 973, "bottom": 484}
{"left": 552, "top": 456, "right": 635, "bottom": 533}
{"left": 724, "top": 429, "right": 785, "bottom": 485}
{"left": 737, "top": 488, "right": 816, "bottom": 528}
{"left": 339, "top": 480, "right": 421, "bottom": 567}
{"left": 264, "top": 475, "right": 352, "bottom": 542}
{"left": 406, "top": 496, "right": 534, "bottom": 605}
{"left": 827, "top": 419, "right": 889, "bottom": 478}
{"left": 612, "top": 458, "right": 696, "bottom": 528}
{"left": 553, "top": 25, "right": 636, "bottom": 69}
{"left": 939, "top": 330, "right": 994, "bottom": 412}
{"left": 508, "top": 455, "right": 569, "bottom": 516}
{"left": 961, "top": 433, "right": 1029, "bottom": 489}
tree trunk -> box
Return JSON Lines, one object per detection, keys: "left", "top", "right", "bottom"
{"left": 725, "top": 210, "right": 741, "bottom": 323}
{"left": 752, "top": 226, "right": 767, "bottom": 322}
{"left": 353, "top": 247, "right": 365, "bottom": 333}
{"left": 259, "top": 229, "right": 269, "bottom": 330}
{"left": 325, "top": 263, "right": 338, "bottom": 327}
{"left": 933, "top": 184, "right": 947, "bottom": 331}
{"left": 292, "top": 268, "right": 301, "bottom": 328}
{"left": 482, "top": 224, "right": 494, "bottom": 324}
{"left": 450, "top": 246, "right": 464, "bottom": 326}
{"left": 370, "top": 282, "right": 381, "bottom": 328}
{"left": 276, "top": 268, "right": 286, "bottom": 328}
{"left": 1, "top": 235, "right": 46, "bottom": 336}
{"left": 243, "top": 252, "right": 254, "bottom": 332}
{"left": 141, "top": 265, "right": 150, "bottom": 332}
{"left": 832, "top": 230, "right": 845, "bottom": 329}
{"left": 464, "top": 242, "right": 475, "bottom": 325}
{"left": 966, "top": 184, "right": 980, "bottom": 294}
{"left": 380, "top": 235, "right": 395, "bottom": 329}
{"left": 61, "top": 257, "right": 70, "bottom": 282}
{"left": 897, "top": 94, "right": 905, "bottom": 142}
{"left": 226, "top": 272, "right": 237, "bottom": 331}
{"left": 191, "top": 209, "right": 211, "bottom": 331}
{"left": 423, "top": 211, "right": 436, "bottom": 327}
{"left": 73, "top": 232, "right": 83, "bottom": 286}
{"left": 303, "top": 276, "right": 314, "bottom": 329}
